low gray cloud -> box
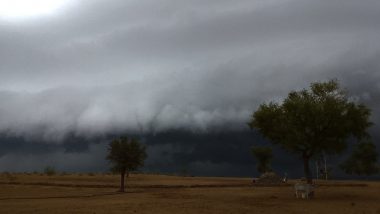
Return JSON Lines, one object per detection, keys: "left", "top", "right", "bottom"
{"left": 0, "top": 142, "right": 107, "bottom": 172}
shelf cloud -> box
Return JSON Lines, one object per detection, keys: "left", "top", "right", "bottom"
{"left": 0, "top": 0, "right": 379, "bottom": 175}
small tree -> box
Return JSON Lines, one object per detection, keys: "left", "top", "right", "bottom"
{"left": 106, "top": 136, "right": 147, "bottom": 192}
{"left": 340, "top": 142, "right": 379, "bottom": 176}
{"left": 249, "top": 80, "right": 372, "bottom": 183}
{"left": 44, "top": 166, "right": 56, "bottom": 176}
{"left": 251, "top": 146, "right": 273, "bottom": 174}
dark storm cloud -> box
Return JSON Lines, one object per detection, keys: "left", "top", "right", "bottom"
{"left": 1, "top": 0, "right": 380, "bottom": 174}
{"left": 0, "top": 131, "right": 300, "bottom": 177}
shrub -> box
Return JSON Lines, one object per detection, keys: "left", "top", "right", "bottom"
{"left": 44, "top": 166, "right": 56, "bottom": 176}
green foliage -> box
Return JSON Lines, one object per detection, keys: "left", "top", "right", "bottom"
{"left": 249, "top": 79, "right": 372, "bottom": 182}
{"left": 43, "top": 166, "right": 56, "bottom": 176}
{"left": 340, "top": 142, "right": 379, "bottom": 176}
{"left": 106, "top": 136, "right": 147, "bottom": 174}
{"left": 251, "top": 146, "right": 273, "bottom": 173}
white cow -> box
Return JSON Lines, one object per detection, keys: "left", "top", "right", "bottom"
{"left": 294, "top": 183, "right": 314, "bottom": 199}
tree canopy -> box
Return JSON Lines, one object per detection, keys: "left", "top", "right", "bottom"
{"left": 251, "top": 146, "right": 273, "bottom": 174}
{"left": 249, "top": 79, "right": 373, "bottom": 183}
{"left": 340, "top": 142, "right": 379, "bottom": 176}
{"left": 106, "top": 136, "right": 147, "bottom": 192}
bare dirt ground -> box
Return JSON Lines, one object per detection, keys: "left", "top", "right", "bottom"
{"left": 0, "top": 173, "right": 379, "bottom": 214}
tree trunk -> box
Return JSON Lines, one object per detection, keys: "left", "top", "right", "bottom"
{"left": 120, "top": 171, "right": 125, "bottom": 192}
{"left": 303, "top": 153, "right": 312, "bottom": 184}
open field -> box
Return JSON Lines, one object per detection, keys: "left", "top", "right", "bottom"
{"left": 0, "top": 173, "right": 379, "bottom": 214}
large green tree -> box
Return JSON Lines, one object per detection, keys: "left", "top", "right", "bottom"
{"left": 251, "top": 146, "right": 273, "bottom": 174}
{"left": 340, "top": 142, "right": 379, "bottom": 176}
{"left": 106, "top": 136, "right": 147, "bottom": 192}
{"left": 249, "top": 80, "right": 372, "bottom": 183}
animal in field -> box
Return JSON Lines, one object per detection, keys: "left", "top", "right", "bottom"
{"left": 294, "top": 183, "right": 314, "bottom": 199}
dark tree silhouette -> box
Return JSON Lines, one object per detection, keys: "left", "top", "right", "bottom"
{"left": 340, "top": 142, "right": 379, "bottom": 176}
{"left": 249, "top": 80, "right": 372, "bottom": 183}
{"left": 106, "top": 136, "right": 147, "bottom": 192}
{"left": 251, "top": 146, "right": 273, "bottom": 174}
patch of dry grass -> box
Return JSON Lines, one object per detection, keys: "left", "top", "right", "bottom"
{"left": 0, "top": 174, "right": 379, "bottom": 214}
{"left": 0, "top": 173, "right": 253, "bottom": 188}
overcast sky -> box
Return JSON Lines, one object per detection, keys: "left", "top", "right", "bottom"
{"left": 0, "top": 0, "right": 379, "bottom": 175}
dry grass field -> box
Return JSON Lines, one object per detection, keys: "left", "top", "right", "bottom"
{"left": 0, "top": 173, "right": 379, "bottom": 214}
